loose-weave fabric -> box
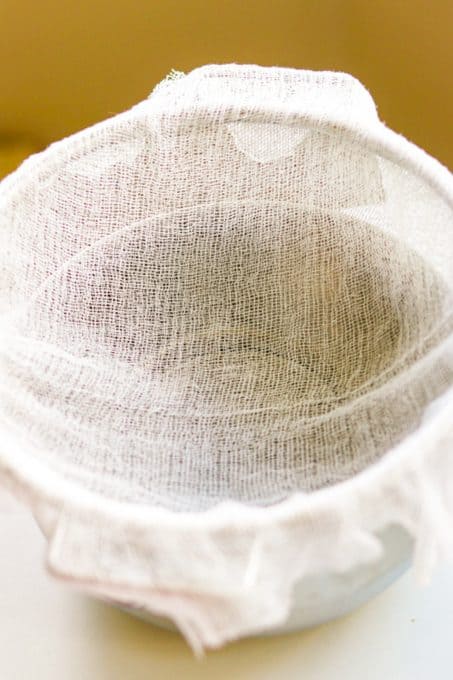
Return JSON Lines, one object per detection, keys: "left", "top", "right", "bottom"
{"left": 1, "top": 65, "right": 453, "bottom": 651}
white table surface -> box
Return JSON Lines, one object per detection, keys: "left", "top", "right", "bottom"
{"left": 1, "top": 488, "right": 452, "bottom": 680}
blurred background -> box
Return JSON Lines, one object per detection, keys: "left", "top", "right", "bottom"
{"left": 0, "top": 0, "right": 452, "bottom": 177}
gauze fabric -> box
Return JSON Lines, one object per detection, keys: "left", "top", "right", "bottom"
{"left": 0, "top": 64, "right": 453, "bottom": 651}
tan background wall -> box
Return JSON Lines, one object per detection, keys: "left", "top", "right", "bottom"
{"left": 0, "top": 0, "right": 452, "bottom": 166}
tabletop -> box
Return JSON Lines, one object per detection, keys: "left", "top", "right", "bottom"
{"left": 1, "top": 488, "right": 452, "bottom": 680}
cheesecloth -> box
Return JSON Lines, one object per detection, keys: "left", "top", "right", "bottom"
{"left": 1, "top": 64, "right": 453, "bottom": 651}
